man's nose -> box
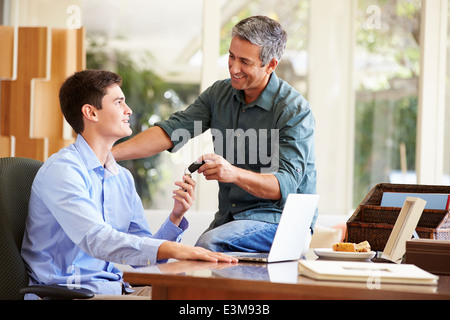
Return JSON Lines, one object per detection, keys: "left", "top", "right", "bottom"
{"left": 125, "top": 103, "right": 132, "bottom": 115}
{"left": 229, "top": 60, "right": 241, "bottom": 74}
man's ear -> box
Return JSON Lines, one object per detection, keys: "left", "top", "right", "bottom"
{"left": 265, "top": 58, "right": 279, "bottom": 75}
{"left": 81, "top": 104, "right": 99, "bottom": 122}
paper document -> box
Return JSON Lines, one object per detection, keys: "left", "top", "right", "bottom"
{"left": 299, "top": 260, "right": 438, "bottom": 286}
{"left": 380, "top": 192, "right": 450, "bottom": 210}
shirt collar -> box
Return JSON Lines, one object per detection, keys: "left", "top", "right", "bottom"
{"left": 233, "top": 72, "right": 279, "bottom": 111}
{"left": 74, "top": 134, "right": 120, "bottom": 177}
{"left": 104, "top": 153, "right": 119, "bottom": 176}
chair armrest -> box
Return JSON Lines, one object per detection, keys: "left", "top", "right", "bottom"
{"left": 19, "top": 284, "right": 94, "bottom": 300}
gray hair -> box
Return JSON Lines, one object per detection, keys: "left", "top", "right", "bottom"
{"left": 232, "top": 15, "right": 287, "bottom": 66}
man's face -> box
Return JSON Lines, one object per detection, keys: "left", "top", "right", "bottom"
{"left": 96, "top": 84, "right": 133, "bottom": 141}
{"left": 228, "top": 36, "right": 276, "bottom": 103}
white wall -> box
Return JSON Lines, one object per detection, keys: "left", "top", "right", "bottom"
{"left": 416, "top": 0, "right": 448, "bottom": 184}
{"left": 308, "top": 0, "right": 356, "bottom": 215}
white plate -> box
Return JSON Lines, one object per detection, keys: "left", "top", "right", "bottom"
{"left": 313, "top": 248, "right": 376, "bottom": 261}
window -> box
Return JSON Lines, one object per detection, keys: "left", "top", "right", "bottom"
{"left": 353, "top": 0, "right": 422, "bottom": 207}
{"left": 84, "top": 0, "right": 310, "bottom": 209}
{"left": 84, "top": 0, "right": 203, "bottom": 208}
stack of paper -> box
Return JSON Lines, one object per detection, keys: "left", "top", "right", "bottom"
{"left": 299, "top": 260, "right": 438, "bottom": 285}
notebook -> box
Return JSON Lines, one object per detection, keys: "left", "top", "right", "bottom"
{"left": 225, "top": 193, "right": 319, "bottom": 263}
{"left": 298, "top": 260, "right": 438, "bottom": 285}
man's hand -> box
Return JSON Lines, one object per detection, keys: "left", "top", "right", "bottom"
{"left": 197, "top": 153, "right": 281, "bottom": 200}
{"left": 197, "top": 154, "right": 237, "bottom": 183}
{"left": 157, "top": 241, "right": 238, "bottom": 263}
{"left": 169, "top": 174, "right": 196, "bottom": 226}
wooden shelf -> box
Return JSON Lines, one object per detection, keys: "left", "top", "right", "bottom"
{"left": 0, "top": 26, "right": 15, "bottom": 79}
{"left": 0, "top": 26, "right": 85, "bottom": 160}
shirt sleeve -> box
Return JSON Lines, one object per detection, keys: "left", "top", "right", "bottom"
{"left": 273, "top": 101, "right": 316, "bottom": 207}
{"left": 36, "top": 157, "right": 177, "bottom": 266}
{"left": 152, "top": 216, "right": 189, "bottom": 242}
{"left": 155, "top": 82, "right": 218, "bottom": 152}
{"left": 125, "top": 168, "right": 189, "bottom": 243}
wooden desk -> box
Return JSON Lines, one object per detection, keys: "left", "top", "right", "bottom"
{"left": 123, "top": 259, "right": 450, "bottom": 300}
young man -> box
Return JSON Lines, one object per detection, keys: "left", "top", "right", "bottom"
{"left": 21, "top": 70, "right": 236, "bottom": 297}
{"left": 112, "top": 16, "right": 317, "bottom": 253}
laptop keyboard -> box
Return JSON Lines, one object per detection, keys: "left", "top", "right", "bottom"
{"left": 237, "top": 253, "right": 269, "bottom": 259}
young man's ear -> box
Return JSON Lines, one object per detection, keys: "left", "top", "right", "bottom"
{"left": 81, "top": 104, "right": 99, "bottom": 122}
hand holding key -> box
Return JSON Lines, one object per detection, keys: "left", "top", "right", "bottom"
{"left": 170, "top": 174, "right": 196, "bottom": 226}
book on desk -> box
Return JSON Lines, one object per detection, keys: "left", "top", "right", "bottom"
{"left": 298, "top": 260, "right": 439, "bottom": 286}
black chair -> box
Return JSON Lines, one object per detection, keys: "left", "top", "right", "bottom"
{"left": 0, "top": 157, "right": 93, "bottom": 300}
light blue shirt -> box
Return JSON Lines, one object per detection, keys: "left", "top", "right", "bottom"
{"left": 21, "top": 135, "right": 188, "bottom": 295}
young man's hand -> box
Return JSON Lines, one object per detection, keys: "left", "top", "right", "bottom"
{"left": 157, "top": 241, "right": 238, "bottom": 263}
{"left": 169, "top": 174, "right": 196, "bottom": 226}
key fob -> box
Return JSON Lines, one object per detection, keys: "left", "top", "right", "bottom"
{"left": 187, "top": 160, "right": 206, "bottom": 174}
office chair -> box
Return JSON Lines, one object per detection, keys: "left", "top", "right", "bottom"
{"left": 0, "top": 157, "right": 93, "bottom": 300}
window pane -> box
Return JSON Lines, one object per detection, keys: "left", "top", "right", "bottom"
{"left": 353, "top": 0, "right": 421, "bottom": 207}
{"left": 83, "top": 0, "right": 203, "bottom": 208}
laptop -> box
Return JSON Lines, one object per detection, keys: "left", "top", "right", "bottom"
{"left": 226, "top": 193, "right": 319, "bottom": 263}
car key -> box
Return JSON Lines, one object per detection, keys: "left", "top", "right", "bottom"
{"left": 187, "top": 160, "right": 206, "bottom": 175}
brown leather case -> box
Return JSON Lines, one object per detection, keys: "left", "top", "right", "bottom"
{"left": 405, "top": 239, "right": 450, "bottom": 275}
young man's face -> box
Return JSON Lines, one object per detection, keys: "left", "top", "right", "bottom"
{"left": 96, "top": 84, "right": 133, "bottom": 141}
{"left": 228, "top": 36, "right": 277, "bottom": 103}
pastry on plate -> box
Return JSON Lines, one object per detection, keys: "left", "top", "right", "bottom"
{"left": 332, "top": 241, "right": 371, "bottom": 253}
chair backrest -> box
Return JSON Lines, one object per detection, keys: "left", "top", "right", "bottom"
{"left": 0, "top": 157, "right": 43, "bottom": 300}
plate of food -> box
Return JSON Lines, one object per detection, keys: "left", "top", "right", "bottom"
{"left": 314, "top": 241, "right": 376, "bottom": 261}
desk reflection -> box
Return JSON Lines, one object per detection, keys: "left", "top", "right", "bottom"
{"left": 132, "top": 260, "right": 299, "bottom": 284}
{"left": 124, "top": 259, "right": 450, "bottom": 299}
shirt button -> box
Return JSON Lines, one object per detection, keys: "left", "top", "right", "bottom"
{"left": 241, "top": 108, "right": 246, "bottom": 112}
{"left": 232, "top": 204, "right": 236, "bottom": 207}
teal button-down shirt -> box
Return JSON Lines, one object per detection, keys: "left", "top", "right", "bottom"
{"left": 157, "top": 73, "right": 317, "bottom": 230}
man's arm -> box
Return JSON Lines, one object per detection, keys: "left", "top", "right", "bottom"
{"left": 198, "top": 154, "right": 281, "bottom": 201}
{"left": 112, "top": 126, "right": 173, "bottom": 161}
{"left": 233, "top": 168, "right": 281, "bottom": 200}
